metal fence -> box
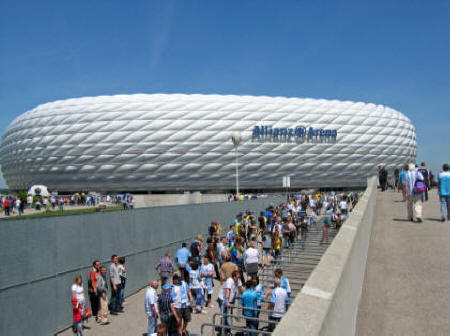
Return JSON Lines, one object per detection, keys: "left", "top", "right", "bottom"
{"left": 0, "top": 196, "right": 283, "bottom": 336}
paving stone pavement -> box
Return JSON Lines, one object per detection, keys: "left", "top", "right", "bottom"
{"left": 357, "top": 189, "right": 450, "bottom": 336}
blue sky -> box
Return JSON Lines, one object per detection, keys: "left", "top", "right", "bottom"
{"left": 0, "top": 0, "right": 449, "bottom": 187}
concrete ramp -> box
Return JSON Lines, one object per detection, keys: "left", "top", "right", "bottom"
{"left": 357, "top": 191, "right": 450, "bottom": 335}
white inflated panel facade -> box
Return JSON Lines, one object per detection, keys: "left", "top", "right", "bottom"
{"left": 0, "top": 94, "right": 416, "bottom": 191}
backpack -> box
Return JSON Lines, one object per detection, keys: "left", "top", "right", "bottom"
{"left": 413, "top": 172, "right": 426, "bottom": 194}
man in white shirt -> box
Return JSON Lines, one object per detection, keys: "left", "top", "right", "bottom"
{"left": 218, "top": 270, "right": 244, "bottom": 334}
{"left": 243, "top": 241, "right": 260, "bottom": 277}
{"left": 145, "top": 280, "right": 159, "bottom": 335}
{"left": 268, "top": 279, "right": 288, "bottom": 331}
{"left": 109, "top": 254, "right": 122, "bottom": 314}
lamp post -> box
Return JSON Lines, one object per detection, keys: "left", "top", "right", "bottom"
{"left": 231, "top": 132, "right": 241, "bottom": 197}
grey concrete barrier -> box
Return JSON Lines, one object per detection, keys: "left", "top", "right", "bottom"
{"left": 274, "top": 176, "right": 377, "bottom": 336}
{"left": 0, "top": 196, "right": 283, "bottom": 336}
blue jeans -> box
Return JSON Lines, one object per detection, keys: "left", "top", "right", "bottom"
{"left": 118, "top": 282, "right": 125, "bottom": 308}
{"left": 148, "top": 315, "right": 157, "bottom": 335}
{"left": 246, "top": 318, "right": 258, "bottom": 336}
{"left": 74, "top": 322, "right": 83, "bottom": 336}
{"left": 440, "top": 195, "right": 450, "bottom": 220}
{"left": 300, "top": 231, "right": 307, "bottom": 249}
{"left": 110, "top": 284, "right": 121, "bottom": 312}
{"left": 195, "top": 288, "right": 204, "bottom": 308}
{"left": 218, "top": 298, "right": 230, "bottom": 334}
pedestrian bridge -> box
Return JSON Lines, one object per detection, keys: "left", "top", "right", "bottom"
{"left": 275, "top": 179, "right": 449, "bottom": 335}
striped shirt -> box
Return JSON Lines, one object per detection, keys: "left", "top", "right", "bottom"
{"left": 158, "top": 293, "right": 173, "bottom": 315}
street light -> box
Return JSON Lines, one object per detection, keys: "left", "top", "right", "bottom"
{"left": 231, "top": 132, "right": 241, "bottom": 197}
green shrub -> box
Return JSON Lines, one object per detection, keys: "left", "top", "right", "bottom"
{"left": 17, "top": 191, "right": 27, "bottom": 203}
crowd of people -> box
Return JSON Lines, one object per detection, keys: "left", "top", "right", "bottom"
{"left": 0, "top": 193, "right": 135, "bottom": 216}
{"left": 379, "top": 162, "right": 450, "bottom": 223}
{"left": 71, "top": 255, "right": 128, "bottom": 335}
{"left": 67, "top": 191, "right": 358, "bottom": 336}
{"left": 64, "top": 162, "right": 450, "bottom": 335}
{"left": 144, "top": 192, "right": 355, "bottom": 336}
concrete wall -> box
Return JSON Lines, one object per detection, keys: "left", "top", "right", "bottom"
{"left": 274, "top": 177, "right": 377, "bottom": 336}
{"left": 0, "top": 196, "right": 283, "bottom": 336}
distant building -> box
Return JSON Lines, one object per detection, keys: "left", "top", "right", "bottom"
{"left": 0, "top": 94, "right": 416, "bottom": 191}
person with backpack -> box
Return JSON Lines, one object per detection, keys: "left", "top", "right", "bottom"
{"left": 404, "top": 163, "right": 425, "bottom": 222}
{"left": 418, "top": 162, "right": 431, "bottom": 201}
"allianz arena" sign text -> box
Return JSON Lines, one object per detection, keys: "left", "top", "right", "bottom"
{"left": 252, "top": 125, "right": 338, "bottom": 140}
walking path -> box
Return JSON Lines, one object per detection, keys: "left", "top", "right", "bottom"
{"left": 58, "top": 223, "right": 334, "bottom": 336}
{"left": 356, "top": 190, "right": 450, "bottom": 335}
{"left": 0, "top": 204, "right": 117, "bottom": 218}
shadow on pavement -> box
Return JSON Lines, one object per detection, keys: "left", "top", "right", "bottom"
{"left": 424, "top": 218, "right": 444, "bottom": 222}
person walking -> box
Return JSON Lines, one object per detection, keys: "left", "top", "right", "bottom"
{"left": 261, "top": 230, "right": 272, "bottom": 266}
{"left": 189, "top": 235, "right": 203, "bottom": 264}
{"left": 97, "top": 266, "right": 110, "bottom": 325}
{"left": 175, "top": 243, "right": 192, "bottom": 283}
{"left": 240, "top": 280, "right": 265, "bottom": 336}
{"left": 145, "top": 280, "right": 159, "bottom": 335}
{"left": 200, "top": 255, "right": 215, "bottom": 308}
{"left": 243, "top": 241, "right": 260, "bottom": 278}
{"left": 418, "top": 162, "right": 431, "bottom": 201}
{"left": 155, "top": 252, "right": 175, "bottom": 286}
{"left": 171, "top": 274, "right": 193, "bottom": 336}
{"left": 378, "top": 164, "right": 388, "bottom": 191}
{"left": 158, "top": 284, "right": 180, "bottom": 336}
{"left": 437, "top": 163, "right": 450, "bottom": 222}
{"left": 3, "top": 197, "right": 9, "bottom": 216}
{"left": 320, "top": 216, "right": 331, "bottom": 244}
{"left": 268, "top": 279, "right": 288, "bottom": 332}
{"left": 404, "top": 163, "right": 425, "bottom": 222}
{"left": 87, "top": 260, "right": 101, "bottom": 321}
{"left": 218, "top": 270, "right": 243, "bottom": 335}
{"left": 394, "top": 168, "right": 400, "bottom": 192}
{"left": 109, "top": 254, "right": 122, "bottom": 314}
{"left": 272, "top": 226, "right": 282, "bottom": 263}
{"left": 219, "top": 253, "right": 239, "bottom": 284}
{"left": 300, "top": 218, "right": 308, "bottom": 250}
{"left": 399, "top": 164, "right": 409, "bottom": 201}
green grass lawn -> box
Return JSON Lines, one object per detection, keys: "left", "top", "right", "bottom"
{"left": 0, "top": 205, "right": 125, "bottom": 220}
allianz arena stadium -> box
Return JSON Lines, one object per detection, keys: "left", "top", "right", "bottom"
{"left": 0, "top": 94, "right": 416, "bottom": 191}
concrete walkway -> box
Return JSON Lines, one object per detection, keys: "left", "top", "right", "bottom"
{"left": 356, "top": 190, "right": 450, "bottom": 335}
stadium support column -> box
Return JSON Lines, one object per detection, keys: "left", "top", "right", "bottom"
{"left": 231, "top": 132, "right": 241, "bottom": 196}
